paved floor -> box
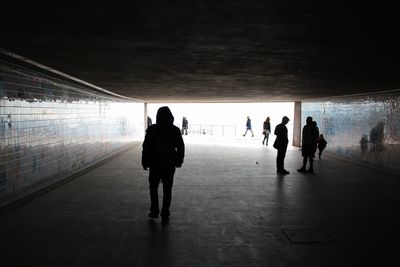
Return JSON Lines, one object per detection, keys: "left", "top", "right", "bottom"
{"left": 1, "top": 139, "right": 400, "bottom": 266}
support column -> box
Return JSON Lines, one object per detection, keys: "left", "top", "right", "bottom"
{"left": 144, "top": 102, "right": 148, "bottom": 130}
{"left": 293, "top": 101, "right": 302, "bottom": 147}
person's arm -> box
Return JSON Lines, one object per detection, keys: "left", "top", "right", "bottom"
{"left": 175, "top": 128, "right": 185, "bottom": 167}
{"left": 142, "top": 128, "right": 152, "bottom": 170}
{"left": 274, "top": 125, "right": 279, "bottom": 135}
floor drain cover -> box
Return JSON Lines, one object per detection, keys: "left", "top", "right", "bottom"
{"left": 282, "top": 229, "right": 336, "bottom": 243}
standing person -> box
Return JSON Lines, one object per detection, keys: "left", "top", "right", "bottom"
{"left": 262, "top": 117, "right": 271, "bottom": 146}
{"left": 181, "top": 117, "right": 188, "bottom": 135}
{"left": 360, "top": 134, "right": 368, "bottom": 156}
{"left": 298, "top": 117, "right": 319, "bottom": 173}
{"left": 317, "top": 134, "right": 327, "bottom": 159}
{"left": 242, "top": 116, "right": 254, "bottom": 137}
{"left": 273, "top": 116, "right": 290, "bottom": 175}
{"left": 142, "top": 106, "right": 185, "bottom": 223}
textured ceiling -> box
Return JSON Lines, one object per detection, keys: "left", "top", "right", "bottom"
{"left": 2, "top": 1, "right": 400, "bottom": 102}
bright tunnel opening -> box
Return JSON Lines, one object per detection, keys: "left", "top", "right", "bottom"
{"left": 147, "top": 102, "right": 295, "bottom": 146}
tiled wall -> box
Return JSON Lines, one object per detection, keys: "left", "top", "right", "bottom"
{"left": 302, "top": 92, "right": 400, "bottom": 171}
{"left": 0, "top": 58, "right": 144, "bottom": 206}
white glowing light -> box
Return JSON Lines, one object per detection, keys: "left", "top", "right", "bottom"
{"left": 147, "top": 102, "right": 295, "bottom": 145}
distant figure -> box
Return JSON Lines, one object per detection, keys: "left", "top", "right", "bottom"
{"left": 262, "top": 117, "right": 271, "bottom": 146}
{"left": 147, "top": 116, "right": 152, "bottom": 129}
{"left": 6, "top": 114, "right": 12, "bottom": 129}
{"left": 298, "top": 117, "right": 319, "bottom": 174}
{"left": 181, "top": 117, "right": 188, "bottom": 135}
{"left": 370, "top": 122, "right": 384, "bottom": 145}
{"left": 242, "top": 116, "right": 254, "bottom": 137}
{"left": 142, "top": 106, "right": 185, "bottom": 223}
{"left": 273, "top": 116, "right": 290, "bottom": 175}
{"left": 17, "top": 89, "right": 25, "bottom": 99}
{"left": 360, "top": 134, "right": 369, "bottom": 155}
{"left": 317, "top": 134, "right": 327, "bottom": 159}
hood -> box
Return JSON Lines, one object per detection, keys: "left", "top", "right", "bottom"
{"left": 156, "top": 106, "right": 174, "bottom": 126}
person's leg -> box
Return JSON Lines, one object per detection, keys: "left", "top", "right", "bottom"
{"left": 298, "top": 157, "right": 307, "bottom": 172}
{"left": 277, "top": 147, "right": 289, "bottom": 174}
{"left": 280, "top": 146, "right": 288, "bottom": 173}
{"left": 149, "top": 168, "right": 161, "bottom": 217}
{"left": 319, "top": 149, "right": 322, "bottom": 159}
{"left": 161, "top": 167, "right": 176, "bottom": 220}
{"left": 243, "top": 129, "right": 248, "bottom": 136}
{"left": 250, "top": 129, "right": 254, "bottom": 137}
{"left": 307, "top": 157, "right": 314, "bottom": 173}
{"left": 266, "top": 134, "right": 269, "bottom": 146}
{"left": 262, "top": 135, "right": 266, "bottom": 145}
{"left": 276, "top": 149, "right": 283, "bottom": 171}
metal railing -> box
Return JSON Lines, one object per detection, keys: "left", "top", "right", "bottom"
{"left": 187, "top": 124, "right": 236, "bottom": 136}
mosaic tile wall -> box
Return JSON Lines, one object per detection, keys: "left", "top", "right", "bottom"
{"left": 0, "top": 59, "right": 144, "bottom": 205}
{"left": 302, "top": 93, "right": 400, "bottom": 171}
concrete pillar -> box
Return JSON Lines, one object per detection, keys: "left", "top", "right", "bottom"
{"left": 292, "top": 101, "right": 302, "bottom": 147}
{"left": 144, "top": 102, "right": 148, "bottom": 130}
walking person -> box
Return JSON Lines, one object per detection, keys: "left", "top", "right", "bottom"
{"left": 181, "top": 116, "right": 188, "bottom": 135}
{"left": 242, "top": 116, "right": 254, "bottom": 137}
{"left": 297, "top": 117, "right": 319, "bottom": 173}
{"left": 262, "top": 117, "right": 271, "bottom": 146}
{"left": 317, "top": 134, "right": 327, "bottom": 159}
{"left": 273, "top": 116, "right": 290, "bottom": 175}
{"left": 142, "top": 106, "right": 185, "bottom": 223}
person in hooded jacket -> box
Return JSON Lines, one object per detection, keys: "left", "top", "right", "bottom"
{"left": 142, "top": 106, "right": 185, "bottom": 222}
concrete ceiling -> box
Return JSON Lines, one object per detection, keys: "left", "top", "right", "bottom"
{"left": 2, "top": 1, "right": 399, "bottom": 102}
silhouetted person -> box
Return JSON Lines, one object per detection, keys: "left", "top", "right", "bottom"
{"left": 262, "top": 117, "right": 271, "bottom": 146}
{"left": 181, "top": 116, "right": 188, "bottom": 135}
{"left": 370, "top": 122, "right": 384, "bottom": 145}
{"left": 142, "top": 106, "right": 185, "bottom": 223}
{"left": 242, "top": 116, "right": 254, "bottom": 137}
{"left": 6, "top": 114, "right": 12, "bottom": 129}
{"left": 298, "top": 117, "right": 319, "bottom": 173}
{"left": 317, "top": 134, "right": 327, "bottom": 159}
{"left": 273, "top": 116, "right": 290, "bottom": 175}
{"left": 17, "top": 89, "right": 25, "bottom": 99}
{"left": 360, "top": 134, "right": 368, "bottom": 155}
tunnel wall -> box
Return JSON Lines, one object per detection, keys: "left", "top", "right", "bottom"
{"left": 302, "top": 92, "right": 400, "bottom": 172}
{"left": 0, "top": 58, "right": 144, "bottom": 207}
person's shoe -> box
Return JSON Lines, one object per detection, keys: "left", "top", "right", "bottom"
{"left": 306, "top": 168, "right": 314, "bottom": 174}
{"left": 252, "top": 135, "right": 254, "bottom": 137}
{"left": 297, "top": 167, "right": 306, "bottom": 172}
{"left": 277, "top": 169, "right": 289, "bottom": 175}
{"left": 148, "top": 213, "right": 159, "bottom": 219}
{"left": 242, "top": 134, "right": 245, "bottom": 137}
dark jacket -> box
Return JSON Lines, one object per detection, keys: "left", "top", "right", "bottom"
{"left": 246, "top": 118, "right": 251, "bottom": 129}
{"left": 263, "top": 121, "right": 271, "bottom": 132}
{"left": 142, "top": 107, "right": 185, "bottom": 168}
{"left": 317, "top": 138, "right": 327, "bottom": 150}
{"left": 273, "top": 123, "right": 288, "bottom": 149}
